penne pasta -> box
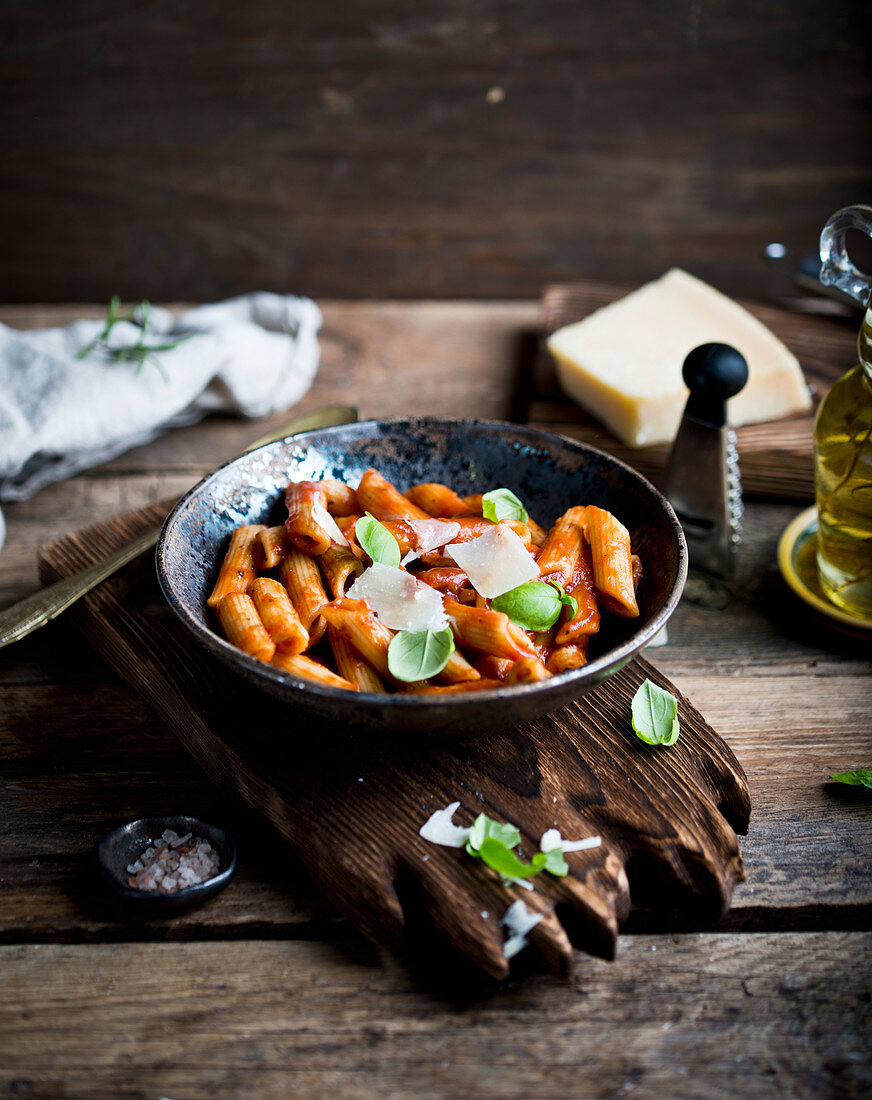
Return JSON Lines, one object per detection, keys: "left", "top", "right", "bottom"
{"left": 526, "top": 517, "right": 548, "bottom": 548}
{"left": 530, "top": 626, "right": 557, "bottom": 665}
{"left": 272, "top": 650, "right": 359, "bottom": 691}
{"left": 278, "top": 549, "right": 329, "bottom": 645}
{"left": 444, "top": 599, "right": 538, "bottom": 661}
{"left": 216, "top": 593, "right": 276, "bottom": 662}
{"left": 209, "top": 468, "right": 643, "bottom": 696}
{"left": 437, "top": 649, "right": 482, "bottom": 685}
{"left": 250, "top": 577, "right": 308, "bottom": 654}
{"left": 474, "top": 654, "right": 514, "bottom": 681}
{"left": 321, "top": 479, "right": 359, "bottom": 516}
{"left": 586, "top": 506, "right": 640, "bottom": 618}
{"left": 254, "top": 526, "right": 288, "bottom": 570}
{"left": 400, "top": 679, "right": 504, "bottom": 695}
{"left": 536, "top": 506, "right": 588, "bottom": 587}
{"left": 459, "top": 493, "right": 484, "bottom": 514}
{"left": 328, "top": 627, "right": 386, "bottom": 692}
{"left": 405, "top": 482, "right": 470, "bottom": 517}
{"left": 375, "top": 519, "right": 417, "bottom": 558}
{"left": 320, "top": 604, "right": 395, "bottom": 681}
{"left": 505, "top": 657, "right": 552, "bottom": 685}
{"left": 356, "top": 468, "right": 430, "bottom": 522}
{"left": 285, "top": 481, "right": 345, "bottom": 555}
{"left": 319, "top": 545, "right": 365, "bottom": 599}
{"left": 546, "top": 641, "right": 589, "bottom": 675}
{"left": 555, "top": 534, "right": 601, "bottom": 645}
{"left": 207, "top": 525, "right": 265, "bottom": 608}
{"left": 414, "top": 566, "right": 471, "bottom": 597}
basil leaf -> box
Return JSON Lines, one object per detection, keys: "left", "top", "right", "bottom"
{"left": 542, "top": 847, "right": 569, "bottom": 877}
{"left": 477, "top": 837, "right": 542, "bottom": 879}
{"left": 631, "top": 679, "right": 680, "bottom": 746}
{"left": 466, "top": 813, "right": 521, "bottom": 854}
{"left": 492, "top": 581, "right": 562, "bottom": 631}
{"left": 482, "top": 488, "right": 528, "bottom": 524}
{"left": 548, "top": 579, "right": 578, "bottom": 618}
{"left": 355, "top": 512, "right": 401, "bottom": 567}
{"left": 829, "top": 769, "right": 872, "bottom": 789}
{"left": 387, "top": 627, "right": 454, "bottom": 682}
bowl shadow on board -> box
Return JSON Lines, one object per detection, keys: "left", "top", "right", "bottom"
{"left": 156, "top": 418, "right": 687, "bottom": 737}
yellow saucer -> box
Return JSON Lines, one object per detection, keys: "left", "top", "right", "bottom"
{"left": 777, "top": 505, "right": 872, "bottom": 633}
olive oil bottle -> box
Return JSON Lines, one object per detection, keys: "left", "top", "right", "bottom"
{"left": 815, "top": 205, "right": 872, "bottom": 620}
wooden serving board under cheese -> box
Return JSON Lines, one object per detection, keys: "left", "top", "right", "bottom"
{"left": 528, "top": 274, "right": 857, "bottom": 500}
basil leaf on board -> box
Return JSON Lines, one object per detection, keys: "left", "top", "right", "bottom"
{"left": 482, "top": 488, "right": 528, "bottom": 524}
{"left": 829, "top": 769, "right": 872, "bottom": 789}
{"left": 491, "top": 581, "right": 563, "bottom": 631}
{"left": 461, "top": 812, "right": 572, "bottom": 880}
{"left": 548, "top": 579, "right": 578, "bottom": 618}
{"left": 466, "top": 813, "right": 521, "bottom": 855}
{"left": 387, "top": 627, "right": 455, "bottom": 682}
{"left": 631, "top": 679, "right": 680, "bottom": 746}
{"left": 477, "top": 838, "right": 545, "bottom": 879}
{"left": 355, "top": 512, "right": 401, "bottom": 567}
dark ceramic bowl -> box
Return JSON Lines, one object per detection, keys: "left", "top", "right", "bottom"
{"left": 93, "top": 815, "right": 236, "bottom": 916}
{"left": 156, "top": 418, "right": 687, "bottom": 735}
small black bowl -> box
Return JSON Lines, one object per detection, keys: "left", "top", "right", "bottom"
{"left": 93, "top": 815, "right": 236, "bottom": 917}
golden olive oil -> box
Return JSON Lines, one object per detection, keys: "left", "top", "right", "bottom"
{"left": 814, "top": 309, "right": 872, "bottom": 620}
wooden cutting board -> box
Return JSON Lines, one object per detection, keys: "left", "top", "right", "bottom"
{"left": 528, "top": 281, "right": 857, "bottom": 499}
{"left": 38, "top": 500, "right": 751, "bottom": 980}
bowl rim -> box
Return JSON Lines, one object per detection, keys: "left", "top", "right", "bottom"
{"left": 156, "top": 416, "right": 688, "bottom": 708}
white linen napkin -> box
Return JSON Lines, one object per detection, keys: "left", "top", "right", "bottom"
{"left": 0, "top": 293, "right": 322, "bottom": 531}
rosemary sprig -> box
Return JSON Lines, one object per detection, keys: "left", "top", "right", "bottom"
{"left": 76, "top": 297, "right": 190, "bottom": 379}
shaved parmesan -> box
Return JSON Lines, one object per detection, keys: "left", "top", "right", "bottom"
{"left": 446, "top": 525, "right": 538, "bottom": 599}
{"left": 400, "top": 518, "right": 461, "bottom": 566}
{"left": 501, "top": 899, "right": 543, "bottom": 959}
{"left": 407, "top": 518, "right": 461, "bottom": 553}
{"left": 312, "top": 498, "right": 349, "bottom": 547}
{"left": 419, "top": 801, "right": 471, "bottom": 848}
{"left": 347, "top": 562, "right": 447, "bottom": 633}
{"left": 540, "top": 829, "right": 602, "bottom": 854}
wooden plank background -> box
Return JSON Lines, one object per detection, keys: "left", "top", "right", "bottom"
{"left": 1, "top": 1, "right": 870, "bottom": 303}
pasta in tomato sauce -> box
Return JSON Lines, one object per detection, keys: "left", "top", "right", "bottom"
{"left": 207, "top": 469, "right": 641, "bottom": 693}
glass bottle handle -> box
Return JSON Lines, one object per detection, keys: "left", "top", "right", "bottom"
{"left": 819, "top": 204, "right": 872, "bottom": 308}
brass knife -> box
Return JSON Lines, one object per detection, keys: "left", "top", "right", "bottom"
{"left": 0, "top": 403, "right": 358, "bottom": 649}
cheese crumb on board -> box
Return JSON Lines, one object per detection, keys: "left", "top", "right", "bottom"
{"left": 546, "top": 268, "right": 811, "bottom": 448}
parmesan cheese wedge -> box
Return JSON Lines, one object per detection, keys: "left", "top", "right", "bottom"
{"left": 547, "top": 268, "right": 811, "bottom": 448}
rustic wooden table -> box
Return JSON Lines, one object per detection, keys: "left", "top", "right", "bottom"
{"left": 1, "top": 301, "right": 870, "bottom": 1099}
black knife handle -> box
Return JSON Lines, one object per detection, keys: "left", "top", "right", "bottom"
{"left": 682, "top": 343, "right": 749, "bottom": 428}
